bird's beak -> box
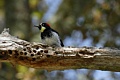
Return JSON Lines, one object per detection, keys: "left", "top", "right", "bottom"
{"left": 34, "top": 25, "right": 39, "bottom": 27}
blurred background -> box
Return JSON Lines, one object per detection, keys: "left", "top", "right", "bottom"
{"left": 0, "top": 0, "right": 120, "bottom": 80}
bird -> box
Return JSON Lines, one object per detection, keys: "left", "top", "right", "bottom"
{"left": 34, "top": 23, "right": 64, "bottom": 47}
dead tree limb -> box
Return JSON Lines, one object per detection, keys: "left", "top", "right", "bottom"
{"left": 0, "top": 28, "right": 120, "bottom": 72}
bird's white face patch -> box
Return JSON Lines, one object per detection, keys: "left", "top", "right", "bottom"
{"left": 39, "top": 23, "right": 42, "bottom": 25}
{"left": 41, "top": 32, "right": 61, "bottom": 47}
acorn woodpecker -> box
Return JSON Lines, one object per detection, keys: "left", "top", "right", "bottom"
{"left": 34, "top": 23, "right": 64, "bottom": 47}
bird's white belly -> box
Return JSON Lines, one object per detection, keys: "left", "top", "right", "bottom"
{"left": 42, "top": 37, "right": 56, "bottom": 45}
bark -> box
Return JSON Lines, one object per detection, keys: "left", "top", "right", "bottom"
{"left": 0, "top": 28, "right": 120, "bottom": 72}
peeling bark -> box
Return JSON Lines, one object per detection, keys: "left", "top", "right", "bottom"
{"left": 0, "top": 28, "right": 120, "bottom": 72}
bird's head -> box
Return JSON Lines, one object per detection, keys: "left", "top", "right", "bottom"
{"left": 34, "top": 23, "right": 51, "bottom": 32}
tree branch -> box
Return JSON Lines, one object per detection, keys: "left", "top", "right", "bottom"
{"left": 0, "top": 28, "right": 120, "bottom": 72}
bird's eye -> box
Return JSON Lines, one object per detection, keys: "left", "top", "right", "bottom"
{"left": 42, "top": 23, "right": 45, "bottom": 26}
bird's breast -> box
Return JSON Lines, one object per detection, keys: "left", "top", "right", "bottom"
{"left": 41, "top": 32, "right": 61, "bottom": 47}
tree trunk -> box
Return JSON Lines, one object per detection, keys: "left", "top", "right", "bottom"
{"left": 4, "top": 0, "right": 31, "bottom": 41}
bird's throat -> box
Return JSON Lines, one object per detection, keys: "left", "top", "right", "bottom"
{"left": 40, "top": 27, "right": 46, "bottom": 32}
